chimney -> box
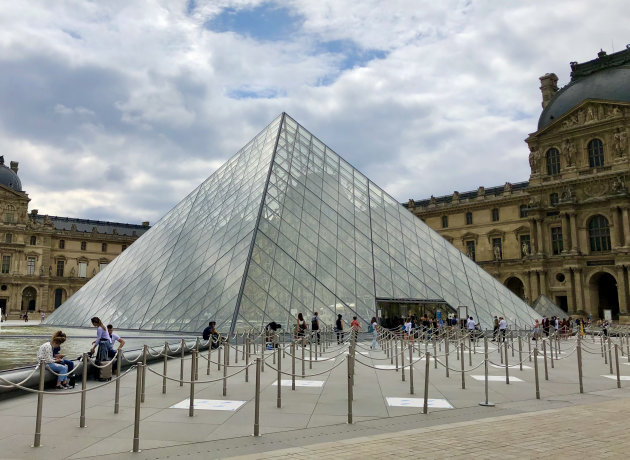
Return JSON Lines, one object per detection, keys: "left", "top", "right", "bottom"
{"left": 31, "top": 209, "right": 38, "bottom": 216}
{"left": 142, "top": 221, "right": 150, "bottom": 227}
{"left": 10, "top": 161, "right": 18, "bottom": 174}
{"left": 539, "top": 73, "right": 558, "bottom": 109}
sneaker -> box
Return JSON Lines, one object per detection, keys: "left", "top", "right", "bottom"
{"left": 55, "top": 385, "right": 65, "bottom": 390}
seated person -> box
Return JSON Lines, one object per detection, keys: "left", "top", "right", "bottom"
{"left": 202, "top": 321, "right": 221, "bottom": 349}
{"left": 107, "top": 324, "right": 125, "bottom": 370}
{"left": 38, "top": 336, "right": 70, "bottom": 389}
{"left": 265, "top": 321, "right": 282, "bottom": 348}
{"left": 51, "top": 331, "right": 75, "bottom": 380}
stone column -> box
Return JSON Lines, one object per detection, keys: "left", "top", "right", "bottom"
{"left": 569, "top": 212, "right": 579, "bottom": 253}
{"left": 623, "top": 207, "right": 630, "bottom": 247}
{"left": 611, "top": 207, "right": 622, "bottom": 249}
{"left": 529, "top": 270, "right": 538, "bottom": 301}
{"left": 566, "top": 270, "right": 575, "bottom": 314}
{"left": 538, "top": 271, "right": 547, "bottom": 297}
{"left": 561, "top": 213, "right": 570, "bottom": 253}
{"left": 616, "top": 266, "right": 628, "bottom": 315}
{"left": 573, "top": 268, "right": 584, "bottom": 312}
{"left": 536, "top": 219, "right": 544, "bottom": 255}
{"left": 529, "top": 219, "right": 538, "bottom": 253}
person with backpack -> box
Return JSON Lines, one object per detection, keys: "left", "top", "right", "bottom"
{"left": 369, "top": 316, "right": 378, "bottom": 349}
{"left": 311, "top": 312, "right": 320, "bottom": 344}
{"left": 335, "top": 314, "right": 344, "bottom": 344}
{"left": 296, "top": 313, "right": 308, "bottom": 346}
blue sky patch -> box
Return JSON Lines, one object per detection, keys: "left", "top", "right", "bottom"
{"left": 205, "top": 3, "right": 302, "bottom": 42}
{"left": 316, "top": 39, "right": 387, "bottom": 71}
{"left": 227, "top": 87, "right": 285, "bottom": 100}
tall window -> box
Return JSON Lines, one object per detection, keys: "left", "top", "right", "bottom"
{"left": 441, "top": 216, "right": 448, "bottom": 228}
{"left": 492, "top": 238, "right": 502, "bottom": 259}
{"left": 56, "top": 260, "right": 64, "bottom": 277}
{"left": 550, "top": 193, "right": 559, "bottom": 206}
{"left": 27, "top": 257, "right": 35, "bottom": 275}
{"left": 78, "top": 261, "right": 87, "bottom": 278}
{"left": 546, "top": 148, "right": 560, "bottom": 175}
{"left": 588, "top": 138, "right": 604, "bottom": 168}
{"left": 4, "top": 213, "right": 14, "bottom": 223}
{"left": 29, "top": 236, "right": 36, "bottom": 245}
{"left": 59, "top": 240, "right": 65, "bottom": 249}
{"left": 519, "top": 205, "right": 528, "bottom": 218}
{"left": 589, "top": 215, "right": 611, "bottom": 252}
{"left": 4, "top": 234, "right": 11, "bottom": 244}
{"left": 520, "top": 234, "right": 531, "bottom": 257}
{"left": 99, "top": 262, "right": 108, "bottom": 272}
{"left": 1, "top": 256, "right": 10, "bottom": 274}
{"left": 121, "top": 244, "right": 127, "bottom": 251}
{"left": 551, "top": 227, "right": 563, "bottom": 255}
{"left": 101, "top": 243, "right": 107, "bottom": 252}
{"left": 80, "top": 241, "right": 87, "bottom": 251}
{"left": 465, "top": 240, "right": 475, "bottom": 261}
{"left": 491, "top": 208, "right": 499, "bottom": 222}
{"left": 465, "top": 212, "right": 473, "bottom": 225}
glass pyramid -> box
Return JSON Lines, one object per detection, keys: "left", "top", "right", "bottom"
{"left": 46, "top": 113, "right": 540, "bottom": 333}
{"left": 532, "top": 295, "right": 567, "bottom": 319}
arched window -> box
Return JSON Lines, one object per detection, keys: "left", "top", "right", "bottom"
{"left": 546, "top": 148, "right": 560, "bottom": 175}
{"left": 589, "top": 215, "right": 611, "bottom": 252}
{"left": 588, "top": 138, "right": 604, "bottom": 167}
{"left": 465, "top": 212, "right": 473, "bottom": 225}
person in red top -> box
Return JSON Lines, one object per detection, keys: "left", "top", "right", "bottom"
{"left": 350, "top": 316, "right": 360, "bottom": 341}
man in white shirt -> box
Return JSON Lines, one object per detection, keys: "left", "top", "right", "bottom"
{"left": 498, "top": 317, "right": 507, "bottom": 342}
{"left": 106, "top": 324, "right": 125, "bottom": 369}
{"left": 467, "top": 316, "right": 477, "bottom": 343}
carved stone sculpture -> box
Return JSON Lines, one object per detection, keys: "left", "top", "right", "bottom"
{"left": 614, "top": 128, "right": 627, "bottom": 157}
{"left": 529, "top": 147, "right": 540, "bottom": 172}
{"left": 493, "top": 245, "right": 501, "bottom": 261}
{"left": 522, "top": 242, "right": 530, "bottom": 257}
{"left": 561, "top": 139, "right": 576, "bottom": 166}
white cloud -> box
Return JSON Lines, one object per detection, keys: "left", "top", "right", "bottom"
{"left": 0, "top": 0, "right": 628, "bottom": 223}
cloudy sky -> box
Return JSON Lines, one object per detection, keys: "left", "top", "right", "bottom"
{"left": 0, "top": 1, "right": 628, "bottom": 224}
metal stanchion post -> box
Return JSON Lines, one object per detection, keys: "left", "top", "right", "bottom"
{"left": 518, "top": 335, "right": 523, "bottom": 372}
{"left": 609, "top": 338, "right": 613, "bottom": 375}
{"left": 542, "top": 340, "right": 549, "bottom": 381}
{"left": 301, "top": 342, "right": 305, "bottom": 378}
{"left": 460, "top": 342, "right": 465, "bottom": 389}
{"left": 277, "top": 346, "right": 282, "bottom": 408}
{"left": 32, "top": 361, "right": 45, "bottom": 448}
{"left": 115, "top": 350, "right": 122, "bottom": 413}
{"left": 80, "top": 352, "right": 88, "bottom": 428}
{"left": 261, "top": 334, "right": 265, "bottom": 372}
{"left": 479, "top": 337, "right": 494, "bottom": 407}
{"left": 423, "top": 351, "right": 430, "bottom": 415}
{"left": 445, "top": 335, "right": 450, "bottom": 378}
{"left": 534, "top": 347, "right": 540, "bottom": 399}
{"left": 528, "top": 333, "right": 532, "bottom": 362}
{"left": 223, "top": 339, "right": 228, "bottom": 396}
{"left": 245, "top": 338, "right": 250, "bottom": 382}
{"left": 615, "top": 343, "right": 621, "bottom": 388}
{"left": 226, "top": 336, "right": 230, "bottom": 367}
{"left": 218, "top": 344, "right": 222, "bottom": 372}
{"left": 504, "top": 337, "right": 510, "bottom": 384}
{"left": 132, "top": 364, "right": 142, "bottom": 453}
{"left": 409, "top": 342, "right": 414, "bottom": 395}
{"left": 395, "top": 336, "right": 399, "bottom": 372}
{"left": 347, "top": 356, "right": 353, "bottom": 424}
{"left": 180, "top": 339, "right": 185, "bottom": 387}
{"left": 577, "top": 336, "right": 584, "bottom": 394}
{"left": 235, "top": 338, "right": 238, "bottom": 364}
{"left": 433, "top": 336, "right": 437, "bottom": 369}
{"left": 254, "top": 358, "right": 261, "bottom": 437}
{"left": 189, "top": 351, "right": 196, "bottom": 417}
{"left": 549, "top": 335, "right": 554, "bottom": 369}
{"left": 401, "top": 339, "right": 406, "bottom": 382}
{"left": 511, "top": 331, "right": 515, "bottom": 358}
{"left": 207, "top": 341, "right": 212, "bottom": 376}
{"left": 291, "top": 341, "right": 296, "bottom": 390}
{"left": 468, "top": 337, "right": 472, "bottom": 367}
{"left": 163, "top": 342, "right": 168, "bottom": 394}
{"left": 309, "top": 334, "right": 313, "bottom": 369}
{"left": 141, "top": 345, "right": 147, "bottom": 403}
{"left": 390, "top": 337, "right": 394, "bottom": 365}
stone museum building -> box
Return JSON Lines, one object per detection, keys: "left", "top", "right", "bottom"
{"left": 407, "top": 47, "right": 630, "bottom": 322}
{"left": 0, "top": 159, "right": 149, "bottom": 319}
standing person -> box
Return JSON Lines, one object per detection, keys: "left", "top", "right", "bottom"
{"left": 40, "top": 311, "right": 46, "bottom": 322}
{"left": 466, "top": 316, "right": 476, "bottom": 343}
{"left": 89, "top": 317, "right": 111, "bottom": 364}
{"left": 492, "top": 316, "right": 499, "bottom": 342}
{"left": 542, "top": 316, "right": 550, "bottom": 337}
{"left": 533, "top": 319, "right": 540, "bottom": 341}
{"left": 350, "top": 316, "right": 360, "bottom": 341}
{"left": 23, "top": 312, "right": 28, "bottom": 322}
{"left": 498, "top": 317, "right": 507, "bottom": 342}
{"left": 38, "top": 336, "right": 70, "bottom": 389}
{"left": 296, "top": 313, "right": 307, "bottom": 345}
{"left": 311, "top": 312, "right": 320, "bottom": 344}
{"left": 335, "top": 314, "right": 344, "bottom": 344}
{"left": 370, "top": 316, "right": 378, "bottom": 350}
{"left": 404, "top": 317, "right": 413, "bottom": 344}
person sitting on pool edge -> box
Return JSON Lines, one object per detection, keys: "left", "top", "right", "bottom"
{"left": 107, "top": 324, "right": 125, "bottom": 370}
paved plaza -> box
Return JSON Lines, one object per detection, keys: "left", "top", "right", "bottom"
{"left": 1, "top": 334, "right": 629, "bottom": 459}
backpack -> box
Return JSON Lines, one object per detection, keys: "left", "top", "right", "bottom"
{"left": 311, "top": 318, "right": 319, "bottom": 330}
{"left": 368, "top": 324, "right": 374, "bottom": 333}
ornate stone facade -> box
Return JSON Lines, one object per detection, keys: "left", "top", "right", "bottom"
{"left": 0, "top": 163, "right": 149, "bottom": 319}
{"left": 407, "top": 48, "right": 630, "bottom": 322}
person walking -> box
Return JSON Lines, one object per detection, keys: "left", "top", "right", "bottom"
{"left": 296, "top": 313, "right": 307, "bottom": 346}
{"left": 350, "top": 316, "right": 360, "bottom": 341}
{"left": 466, "top": 316, "right": 476, "bottom": 343}
{"left": 335, "top": 314, "right": 344, "bottom": 344}
{"left": 498, "top": 317, "right": 507, "bottom": 342}
{"left": 492, "top": 316, "right": 499, "bottom": 342}
{"left": 311, "top": 312, "right": 320, "bottom": 344}
{"left": 370, "top": 317, "right": 378, "bottom": 349}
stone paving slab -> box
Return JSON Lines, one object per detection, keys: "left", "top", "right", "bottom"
{"left": 0, "top": 337, "right": 629, "bottom": 459}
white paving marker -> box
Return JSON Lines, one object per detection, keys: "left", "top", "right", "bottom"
{"left": 471, "top": 375, "right": 524, "bottom": 382}
{"left": 602, "top": 375, "right": 630, "bottom": 381}
{"left": 272, "top": 380, "right": 325, "bottom": 387}
{"left": 490, "top": 363, "right": 532, "bottom": 370}
{"left": 170, "top": 399, "right": 246, "bottom": 411}
{"left": 310, "top": 357, "right": 336, "bottom": 362}
{"left": 386, "top": 397, "right": 453, "bottom": 409}
{"left": 376, "top": 364, "right": 409, "bottom": 370}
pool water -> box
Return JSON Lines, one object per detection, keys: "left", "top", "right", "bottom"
{"left": 0, "top": 326, "right": 197, "bottom": 371}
